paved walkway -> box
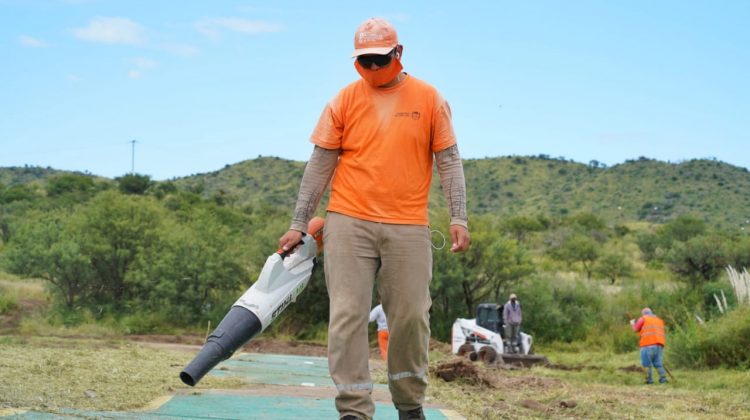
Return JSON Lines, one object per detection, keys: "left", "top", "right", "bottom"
{"left": 2, "top": 353, "right": 463, "bottom": 419}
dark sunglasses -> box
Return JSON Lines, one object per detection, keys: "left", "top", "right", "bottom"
{"left": 356, "top": 49, "right": 396, "bottom": 68}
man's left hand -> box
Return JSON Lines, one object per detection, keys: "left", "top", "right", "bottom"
{"left": 449, "top": 225, "right": 470, "bottom": 252}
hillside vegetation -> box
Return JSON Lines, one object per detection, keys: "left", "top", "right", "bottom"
{"left": 171, "top": 156, "right": 750, "bottom": 231}
{"left": 3, "top": 156, "right": 750, "bottom": 230}
{"left": 1, "top": 155, "right": 749, "bottom": 372}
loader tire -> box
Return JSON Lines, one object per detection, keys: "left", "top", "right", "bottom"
{"left": 457, "top": 343, "right": 474, "bottom": 357}
{"left": 478, "top": 346, "right": 497, "bottom": 364}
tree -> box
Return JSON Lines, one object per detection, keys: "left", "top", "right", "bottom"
{"left": 729, "top": 236, "right": 750, "bottom": 271}
{"left": 116, "top": 173, "right": 153, "bottom": 195}
{"left": 3, "top": 210, "right": 94, "bottom": 308}
{"left": 569, "top": 212, "right": 607, "bottom": 232}
{"left": 127, "top": 210, "right": 249, "bottom": 323}
{"left": 2, "top": 190, "right": 256, "bottom": 321}
{"left": 555, "top": 235, "right": 600, "bottom": 279}
{"left": 70, "top": 191, "right": 166, "bottom": 310}
{"left": 636, "top": 232, "right": 660, "bottom": 262}
{"left": 594, "top": 252, "right": 633, "bottom": 284}
{"left": 46, "top": 174, "right": 96, "bottom": 197}
{"left": 658, "top": 214, "right": 706, "bottom": 243}
{"left": 0, "top": 184, "right": 37, "bottom": 204}
{"left": 502, "top": 215, "right": 546, "bottom": 242}
{"left": 667, "top": 235, "right": 730, "bottom": 288}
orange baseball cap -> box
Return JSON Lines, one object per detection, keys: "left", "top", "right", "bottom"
{"left": 352, "top": 17, "right": 398, "bottom": 57}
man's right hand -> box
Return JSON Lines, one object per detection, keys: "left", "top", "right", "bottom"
{"left": 278, "top": 229, "right": 304, "bottom": 251}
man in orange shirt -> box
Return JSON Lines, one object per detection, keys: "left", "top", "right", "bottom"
{"left": 278, "top": 17, "right": 470, "bottom": 420}
{"left": 631, "top": 307, "right": 668, "bottom": 384}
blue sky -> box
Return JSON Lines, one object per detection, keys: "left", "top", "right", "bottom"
{"left": 1, "top": 0, "right": 748, "bottom": 180}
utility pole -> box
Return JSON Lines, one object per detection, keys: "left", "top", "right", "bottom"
{"left": 130, "top": 139, "right": 137, "bottom": 174}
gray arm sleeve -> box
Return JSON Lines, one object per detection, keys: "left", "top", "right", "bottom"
{"left": 289, "top": 145, "right": 340, "bottom": 232}
{"left": 435, "top": 145, "right": 468, "bottom": 228}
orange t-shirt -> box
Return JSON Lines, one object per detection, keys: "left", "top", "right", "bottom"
{"left": 310, "top": 74, "right": 457, "bottom": 225}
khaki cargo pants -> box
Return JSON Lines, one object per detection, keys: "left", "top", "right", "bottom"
{"left": 323, "top": 212, "right": 432, "bottom": 419}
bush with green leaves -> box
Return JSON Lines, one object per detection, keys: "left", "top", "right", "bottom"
{"left": 2, "top": 190, "right": 255, "bottom": 326}
{"left": 550, "top": 234, "right": 600, "bottom": 279}
{"left": 514, "top": 274, "right": 604, "bottom": 343}
{"left": 701, "top": 280, "right": 737, "bottom": 318}
{"left": 667, "top": 234, "right": 730, "bottom": 287}
{"left": 594, "top": 252, "right": 633, "bottom": 284}
{"left": 668, "top": 306, "right": 750, "bottom": 369}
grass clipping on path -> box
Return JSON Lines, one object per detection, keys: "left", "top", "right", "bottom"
{"left": 0, "top": 336, "right": 242, "bottom": 412}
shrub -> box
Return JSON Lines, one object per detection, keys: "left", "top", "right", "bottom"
{"left": 668, "top": 306, "right": 750, "bottom": 369}
{"left": 701, "top": 280, "right": 736, "bottom": 318}
{"left": 515, "top": 275, "right": 604, "bottom": 343}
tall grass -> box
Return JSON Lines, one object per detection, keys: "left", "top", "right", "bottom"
{"left": 726, "top": 265, "right": 750, "bottom": 305}
{"left": 669, "top": 306, "right": 750, "bottom": 368}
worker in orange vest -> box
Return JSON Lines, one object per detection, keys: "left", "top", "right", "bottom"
{"left": 631, "top": 307, "right": 667, "bottom": 384}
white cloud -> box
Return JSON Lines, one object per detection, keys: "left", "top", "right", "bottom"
{"left": 196, "top": 17, "right": 283, "bottom": 39}
{"left": 128, "top": 70, "right": 142, "bottom": 79}
{"left": 73, "top": 17, "right": 146, "bottom": 45}
{"left": 19, "top": 35, "right": 48, "bottom": 48}
{"left": 68, "top": 74, "right": 82, "bottom": 82}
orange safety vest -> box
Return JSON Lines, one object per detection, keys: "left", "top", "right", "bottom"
{"left": 639, "top": 315, "right": 666, "bottom": 347}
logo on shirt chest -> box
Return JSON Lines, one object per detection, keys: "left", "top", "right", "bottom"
{"left": 394, "top": 111, "right": 421, "bottom": 120}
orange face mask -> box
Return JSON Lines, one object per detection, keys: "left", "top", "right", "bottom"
{"left": 354, "top": 58, "right": 403, "bottom": 87}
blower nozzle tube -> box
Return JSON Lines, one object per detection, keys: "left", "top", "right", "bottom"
{"left": 179, "top": 306, "right": 262, "bottom": 386}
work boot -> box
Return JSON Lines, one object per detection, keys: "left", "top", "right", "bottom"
{"left": 398, "top": 407, "right": 426, "bottom": 420}
{"left": 659, "top": 377, "right": 668, "bottom": 384}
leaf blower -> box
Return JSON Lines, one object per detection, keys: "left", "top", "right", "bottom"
{"left": 179, "top": 217, "right": 325, "bottom": 386}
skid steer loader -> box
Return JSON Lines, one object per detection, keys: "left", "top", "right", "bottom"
{"left": 451, "top": 303, "right": 548, "bottom": 367}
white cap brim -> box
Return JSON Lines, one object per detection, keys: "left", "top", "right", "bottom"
{"left": 351, "top": 46, "right": 394, "bottom": 57}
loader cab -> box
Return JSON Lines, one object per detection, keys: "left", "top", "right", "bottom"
{"left": 476, "top": 303, "right": 503, "bottom": 334}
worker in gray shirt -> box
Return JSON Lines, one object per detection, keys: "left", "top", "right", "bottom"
{"left": 503, "top": 293, "right": 522, "bottom": 353}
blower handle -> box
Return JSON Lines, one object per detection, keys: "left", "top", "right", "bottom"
{"left": 277, "top": 217, "right": 325, "bottom": 258}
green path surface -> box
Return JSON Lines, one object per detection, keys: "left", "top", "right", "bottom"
{"left": 3, "top": 353, "right": 459, "bottom": 419}
{"left": 213, "top": 353, "right": 334, "bottom": 386}
{"left": 4, "top": 394, "right": 451, "bottom": 419}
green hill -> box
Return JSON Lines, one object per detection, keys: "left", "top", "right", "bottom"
{"left": 172, "top": 156, "right": 750, "bottom": 230}
{"left": 0, "top": 166, "right": 109, "bottom": 190}
{"left": 4, "top": 156, "right": 750, "bottom": 230}
{"left": 459, "top": 156, "right": 750, "bottom": 230}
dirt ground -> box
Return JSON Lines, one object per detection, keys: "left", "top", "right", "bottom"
{"left": 133, "top": 333, "right": 562, "bottom": 393}
{"left": 431, "top": 357, "right": 562, "bottom": 391}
